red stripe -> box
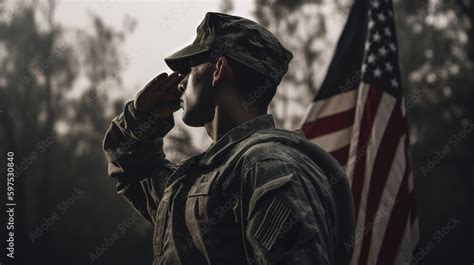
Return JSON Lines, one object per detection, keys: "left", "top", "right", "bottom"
{"left": 376, "top": 147, "right": 412, "bottom": 264}
{"left": 302, "top": 107, "right": 355, "bottom": 139}
{"left": 357, "top": 101, "right": 406, "bottom": 265}
{"left": 351, "top": 86, "right": 383, "bottom": 221}
{"left": 330, "top": 145, "right": 350, "bottom": 166}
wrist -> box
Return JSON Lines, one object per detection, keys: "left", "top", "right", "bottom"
{"left": 124, "top": 101, "right": 175, "bottom": 141}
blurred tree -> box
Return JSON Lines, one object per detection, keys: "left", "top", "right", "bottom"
{"left": 455, "top": 0, "right": 473, "bottom": 61}
{"left": 0, "top": 1, "right": 152, "bottom": 264}
{"left": 254, "top": 0, "right": 347, "bottom": 129}
{"left": 395, "top": 1, "right": 474, "bottom": 264}
{"left": 0, "top": 0, "right": 79, "bottom": 262}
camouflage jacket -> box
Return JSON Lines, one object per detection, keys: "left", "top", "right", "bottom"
{"left": 103, "top": 102, "right": 355, "bottom": 265}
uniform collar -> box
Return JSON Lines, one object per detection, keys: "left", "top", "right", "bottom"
{"left": 199, "top": 114, "right": 275, "bottom": 166}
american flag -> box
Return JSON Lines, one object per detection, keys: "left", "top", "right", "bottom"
{"left": 301, "top": 0, "right": 419, "bottom": 264}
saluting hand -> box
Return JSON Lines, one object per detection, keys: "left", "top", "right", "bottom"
{"left": 133, "top": 72, "right": 185, "bottom": 117}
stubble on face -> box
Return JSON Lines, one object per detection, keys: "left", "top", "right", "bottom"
{"left": 181, "top": 63, "right": 216, "bottom": 127}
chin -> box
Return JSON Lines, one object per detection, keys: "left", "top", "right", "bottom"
{"left": 182, "top": 115, "right": 203, "bottom": 127}
{"left": 182, "top": 106, "right": 215, "bottom": 127}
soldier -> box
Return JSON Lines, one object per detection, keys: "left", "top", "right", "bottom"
{"left": 103, "top": 12, "right": 355, "bottom": 265}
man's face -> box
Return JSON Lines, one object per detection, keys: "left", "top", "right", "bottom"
{"left": 178, "top": 62, "right": 216, "bottom": 127}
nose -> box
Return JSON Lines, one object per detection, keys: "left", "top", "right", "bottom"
{"left": 177, "top": 76, "right": 187, "bottom": 93}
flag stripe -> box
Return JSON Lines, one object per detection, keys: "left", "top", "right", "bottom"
{"left": 394, "top": 213, "right": 414, "bottom": 265}
{"left": 354, "top": 93, "right": 398, "bottom": 263}
{"left": 303, "top": 107, "right": 356, "bottom": 139}
{"left": 364, "top": 93, "right": 397, "bottom": 181}
{"left": 345, "top": 83, "right": 371, "bottom": 184}
{"left": 350, "top": 90, "right": 398, "bottom": 264}
{"left": 357, "top": 100, "right": 405, "bottom": 265}
{"left": 351, "top": 85, "right": 383, "bottom": 220}
{"left": 310, "top": 126, "right": 352, "bottom": 153}
{"left": 367, "top": 136, "right": 407, "bottom": 264}
{"left": 304, "top": 90, "right": 357, "bottom": 121}
{"left": 377, "top": 138, "right": 414, "bottom": 264}
{"left": 376, "top": 162, "right": 411, "bottom": 264}
{"left": 330, "top": 145, "right": 351, "bottom": 166}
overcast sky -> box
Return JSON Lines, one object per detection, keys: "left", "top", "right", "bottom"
{"left": 56, "top": 0, "right": 255, "bottom": 94}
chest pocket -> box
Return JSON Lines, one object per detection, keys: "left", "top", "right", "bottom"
{"left": 153, "top": 187, "right": 172, "bottom": 255}
{"left": 185, "top": 170, "right": 220, "bottom": 254}
{"left": 186, "top": 170, "right": 219, "bottom": 221}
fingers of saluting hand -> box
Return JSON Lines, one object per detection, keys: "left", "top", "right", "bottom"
{"left": 161, "top": 73, "right": 185, "bottom": 94}
{"left": 144, "top": 72, "right": 169, "bottom": 92}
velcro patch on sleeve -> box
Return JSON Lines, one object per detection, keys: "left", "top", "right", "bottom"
{"left": 253, "top": 197, "right": 292, "bottom": 251}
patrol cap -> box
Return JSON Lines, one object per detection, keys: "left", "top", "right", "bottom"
{"left": 165, "top": 12, "right": 293, "bottom": 84}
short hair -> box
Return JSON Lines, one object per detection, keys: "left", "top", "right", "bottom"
{"left": 187, "top": 51, "right": 278, "bottom": 112}
{"left": 225, "top": 57, "right": 277, "bottom": 113}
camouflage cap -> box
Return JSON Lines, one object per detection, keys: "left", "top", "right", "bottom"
{"left": 164, "top": 12, "right": 293, "bottom": 85}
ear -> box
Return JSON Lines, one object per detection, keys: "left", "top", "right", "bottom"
{"left": 212, "top": 56, "right": 229, "bottom": 87}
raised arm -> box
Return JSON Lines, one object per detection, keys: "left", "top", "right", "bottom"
{"left": 102, "top": 73, "right": 184, "bottom": 223}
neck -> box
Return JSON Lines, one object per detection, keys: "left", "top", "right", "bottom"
{"left": 205, "top": 105, "right": 262, "bottom": 143}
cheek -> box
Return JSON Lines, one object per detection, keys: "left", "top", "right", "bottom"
{"left": 181, "top": 70, "right": 216, "bottom": 125}
{"left": 182, "top": 78, "right": 199, "bottom": 105}
{"left": 185, "top": 71, "right": 214, "bottom": 106}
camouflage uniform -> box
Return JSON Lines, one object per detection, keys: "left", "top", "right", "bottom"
{"left": 102, "top": 12, "right": 354, "bottom": 265}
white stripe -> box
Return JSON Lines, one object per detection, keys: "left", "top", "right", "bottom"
{"left": 347, "top": 83, "right": 371, "bottom": 265}
{"left": 301, "top": 89, "right": 357, "bottom": 127}
{"left": 354, "top": 94, "right": 397, "bottom": 263}
{"left": 359, "top": 94, "right": 397, "bottom": 264}
{"left": 368, "top": 136, "right": 406, "bottom": 265}
{"left": 394, "top": 217, "right": 414, "bottom": 265}
{"left": 411, "top": 215, "right": 420, "bottom": 251}
{"left": 348, "top": 86, "right": 397, "bottom": 265}
{"left": 309, "top": 126, "right": 352, "bottom": 153}
{"left": 345, "top": 83, "right": 370, "bottom": 184}
{"left": 365, "top": 93, "right": 397, "bottom": 180}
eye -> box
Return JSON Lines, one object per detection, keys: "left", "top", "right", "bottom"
{"left": 177, "top": 83, "right": 186, "bottom": 93}
{"left": 180, "top": 68, "right": 191, "bottom": 76}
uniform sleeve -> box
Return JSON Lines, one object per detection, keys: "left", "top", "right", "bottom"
{"left": 242, "top": 158, "right": 336, "bottom": 265}
{"left": 103, "top": 101, "right": 177, "bottom": 224}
